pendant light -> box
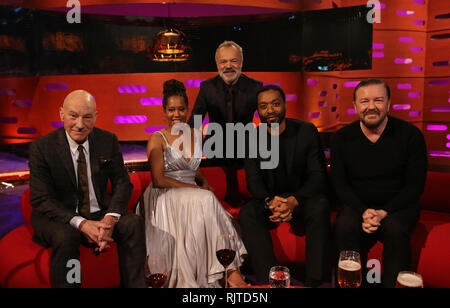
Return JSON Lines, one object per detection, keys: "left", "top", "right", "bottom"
{"left": 148, "top": 2, "right": 190, "bottom": 62}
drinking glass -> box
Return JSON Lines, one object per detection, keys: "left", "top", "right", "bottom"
{"left": 395, "top": 271, "right": 423, "bottom": 288}
{"left": 146, "top": 253, "right": 168, "bottom": 288}
{"left": 145, "top": 231, "right": 174, "bottom": 288}
{"left": 337, "top": 250, "right": 362, "bottom": 288}
{"left": 216, "top": 234, "right": 237, "bottom": 289}
{"left": 269, "top": 266, "right": 290, "bottom": 288}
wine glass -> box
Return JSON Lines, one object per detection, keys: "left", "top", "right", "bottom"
{"left": 337, "top": 250, "right": 362, "bottom": 288}
{"left": 146, "top": 253, "right": 169, "bottom": 288}
{"left": 269, "top": 266, "right": 290, "bottom": 288}
{"left": 216, "top": 234, "right": 237, "bottom": 289}
{"left": 145, "top": 231, "right": 174, "bottom": 288}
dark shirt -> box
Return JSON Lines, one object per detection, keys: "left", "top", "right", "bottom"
{"left": 188, "top": 74, "right": 262, "bottom": 127}
{"left": 188, "top": 74, "right": 262, "bottom": 166}
{"left": 330, "top": 116, "right": 428, "bottom": 215}
{"left": 245, "top": 118, "right": 327, "bottom": 207}
{"left": 272, "top": 129, "right": 289, "bottom": 196}
{"left": 223, "top": 80, "right": 236, "bottom": 121}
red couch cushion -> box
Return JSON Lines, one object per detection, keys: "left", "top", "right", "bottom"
{"left": 237, "top": 168, "right": 251, "bottom": 199}
{"left": 0, "top": 225, "right": 121, "bottom": 288}
{"left": 128, "top": 172, "right": 151, "bottom": 212}
{"left": 201, "top": 167, "right": 227, "bottom": 200}
{"left": 270, "top": 222, "right": 307, "bottom": 265}
{"left": 10, "top": 169, "right": 450, "bottom": 288}
{"left": 420, "top": 171, "right": 450, "bottom": 213}
{"left": 414, "top": 210, "right": 450, "bottom": 288}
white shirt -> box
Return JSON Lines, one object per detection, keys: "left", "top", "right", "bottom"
{"left": 66, "top": 131, "right": 120, "bottom": 229}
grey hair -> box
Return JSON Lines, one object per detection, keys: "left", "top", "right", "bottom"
{"left": 215, "top": 40, "right": 244, "bottom": 63}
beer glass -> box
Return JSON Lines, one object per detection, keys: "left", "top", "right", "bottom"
{"left": 338, "top": 250, "right": 362, "bottom": 288}
{"left": 269, "top": 266, "right": 290, "bottom": 288}
{"left": 395, "top": 271, "right": 423, "bottom": 288}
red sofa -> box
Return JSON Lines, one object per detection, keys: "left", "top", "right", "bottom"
{"left": 204, "top": 168, "right": 450, "bottom": 288}
{"left": 1, "top": 168, "right": 449, "bottom": 288}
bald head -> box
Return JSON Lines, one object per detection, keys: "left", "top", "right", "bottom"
{"left": 60, "top": 90, "right": 97, "bottom": 143}
{"left": 63, "top": 90, "right": 96, "bottom": 109}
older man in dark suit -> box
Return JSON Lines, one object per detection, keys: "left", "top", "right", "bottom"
{"left": 188, "top": 41, "right": 262, "bottom": 201}
{"left": 29, "top": 90, "right": 146, "bottom": 288}
{"left": 239, "top": 85, "right": 331, "bottom": 287}
{"left": 188, "top": 41, "right": 262, "bottom": 130}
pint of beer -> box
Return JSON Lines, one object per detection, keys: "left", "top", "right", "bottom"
{"left": 395, "top": 271, "right": 423, "bottom": 288}
{"left": 338, "top": 250, "right": 362, "bottom": 288}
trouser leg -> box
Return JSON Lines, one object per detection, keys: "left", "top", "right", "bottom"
{"left": 299, "top": 196, "right": 331, "bottom": 286}
{"left": 378, "top": 207, "right": 419, "bottom": 288}
{"left": 239, "top": 200, "right": 277, "bottom": 284}
{"left": 113, "top": 213, "right": 147, "bottom": 288}
{"left": 31, "top": 210, "right": 81, "bottom": 288}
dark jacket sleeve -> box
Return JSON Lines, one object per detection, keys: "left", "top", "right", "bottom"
{"left": 29, "top": 140, "right": 77, "bottom": 224}
{"left": 330, "top": 130, "right": 368, "bottom": 216}
{"left": 292, "top": 123, "right": 327, "bottom": 205}
{"left": 105, "top": 134, "right": 133, "bottom": 215}
{"left": 188, "top": 82, "right": 209, "bottom": 128}
{"left": 383, "top": 127, "right": 428, "bottom": 213}
{"left": 244, "top": 157, "right": 271, "bottom": 203}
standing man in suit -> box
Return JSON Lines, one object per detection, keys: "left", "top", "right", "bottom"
{"left": 331, "top": 78, "right": 427, "bottom": 287}
{"left": 188, "top": 41, "right": 263, "bottom": 201}
{"left": 239, "top": 85, "right": 331, "bottom": 287}
{"left": 29, "top": 90, "right": 146, "bottom": 288}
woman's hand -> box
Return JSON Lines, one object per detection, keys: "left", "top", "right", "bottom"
{"left": 201, "top": 181, "right": 214, "bottom": 192}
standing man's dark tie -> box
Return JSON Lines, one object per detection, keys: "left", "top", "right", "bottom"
{"left": 226, "top": 86, "right": 233, "bottom": 123}
{"left": 77, "top": 145, "right": 90, "bottom": 219}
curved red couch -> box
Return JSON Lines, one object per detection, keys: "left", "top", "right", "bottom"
{"left": 1, "top": 168, "right": 449, "bottom": 288}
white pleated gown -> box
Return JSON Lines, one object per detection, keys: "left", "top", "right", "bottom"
{"left": 136, "top": 131, "right": 247, "bottom": 288}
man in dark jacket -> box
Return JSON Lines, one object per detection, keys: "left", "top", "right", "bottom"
{"left": 239, "top": 85, "right": 330, "bottom": 287}
{"left": 29, "top": 90, "right": 146, "bottom": 288}
{"left": 188, "top": 41, "right": 262, "bottom": 201}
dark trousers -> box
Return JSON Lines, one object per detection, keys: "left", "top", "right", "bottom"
{"left": 239, "top": 195, "right": 331, "bottom": 286}
{"left": 31, "top": 210, "right": 146, "bottom": 288}
{"left": 333, "top": 205, "right": 420, "bottom": 288}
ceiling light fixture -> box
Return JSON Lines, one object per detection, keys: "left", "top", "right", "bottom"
{"left": 148, "top": 2, "right": 190, "bottom": 62}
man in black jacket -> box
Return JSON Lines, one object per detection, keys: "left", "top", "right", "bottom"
{"left": 29, "top": 90, "right": 146, "bottom": 288}
{"left": 188, "top": 41, "right": 262, "bottom": 201}
{"left": 239, "top": 85, "right": 330, "bottom": 287}
{"left": 188, "top": 40, "right": 262, "bottom": 133}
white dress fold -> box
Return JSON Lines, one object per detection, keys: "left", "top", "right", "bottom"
{"left": 136, "top": 131, "right": 247, "bottom": 288}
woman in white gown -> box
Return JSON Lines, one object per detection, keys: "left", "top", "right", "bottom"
{"left": 137, "top": 79, "right": 248, "bottom": 288}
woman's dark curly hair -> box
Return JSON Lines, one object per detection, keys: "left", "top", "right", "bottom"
{"left": 162, "top": 79, "right": 188, "bottom": 109}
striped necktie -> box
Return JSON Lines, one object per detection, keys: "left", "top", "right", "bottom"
{"left": 77, "top": 145, "right": 90, "bottom": 219}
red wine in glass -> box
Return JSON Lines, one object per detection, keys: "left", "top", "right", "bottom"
{"left": 216, "top": 249, "right": 236, "bottom": 268}
{"left": 147, "top": 273, "right": 168, "bottom": 288}
{"left": 216, "top": 234, "right": 237, "bottom": 288}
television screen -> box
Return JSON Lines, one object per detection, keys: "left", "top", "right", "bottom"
{"left": 0, "top": 5, "right": 372, "bottom": 75}
{"left": 300, "top": 5, "right": 373, "bottom": 72}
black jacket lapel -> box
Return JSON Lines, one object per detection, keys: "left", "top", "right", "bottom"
{"left": 213, "top": 76, "right": 228, "bottom": 123}
{"left": 56, "top": 128, "right": 77, "bottom": 189}
{"left": 88, "top": 129, "right": 102, "bottom": 205}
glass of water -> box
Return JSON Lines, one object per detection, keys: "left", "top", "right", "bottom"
{"left": 269, "top": 266, "right": 290, "bottom": 288}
